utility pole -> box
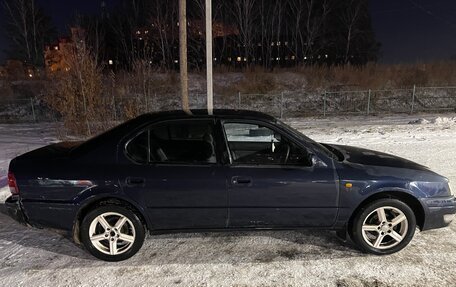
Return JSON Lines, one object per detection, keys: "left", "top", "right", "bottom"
{"left": 206, "top": 0, "right": 214, "bottom": 115}
{"left": 179, "top": 0, "right": 190, "bottom": 114}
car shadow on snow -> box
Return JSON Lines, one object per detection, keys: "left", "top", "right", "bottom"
{"left": 133, "top": 230, "right": 365, "bottom": 265}
{"left": 0, "top": 203, "right": 365, "bottom": 267}
{"left": 0, "top": 203, "right": 95, "bottom": 261}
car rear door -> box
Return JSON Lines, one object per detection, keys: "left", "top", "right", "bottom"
{"left": 119, "top": 118, "right": 228, "bottom": 230}
{"left": 221, "top": 120, "right": 339, "bottom": 228}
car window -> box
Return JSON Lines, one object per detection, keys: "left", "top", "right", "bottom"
{"left": 223, "top": 122, "right": 312, "bottom": 166}
{"left": 149, "top": 120, "right": 217, "bottom": 164}
{"left": 126, "top": 120, "right": 217, "bottom": 164}
{"left": 126, "top": 131, "right": 149, "bottom": 164}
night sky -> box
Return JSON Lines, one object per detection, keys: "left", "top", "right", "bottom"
{"left": 0, "top": 0, "right": 455, "bottom": 64}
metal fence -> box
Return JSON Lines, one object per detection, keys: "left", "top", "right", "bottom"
{"left": 1, "top": 85, "right": 456, "bottom": 123}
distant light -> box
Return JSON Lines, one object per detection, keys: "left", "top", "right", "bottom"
{"left": 243, "top": 57, "right": 247, "bottom": 62}
{"left": 54, "top": 46, "right": 59, "bottom": 50}
{"left": 291, "top": 55, "right": 296, "bottom": 60}
{"left": 276, "top": 57, "right": 280, "bottom": 61}
{"left": 108, "top": 60, "right": 113, "bottom": 65}
{"left": 28, "top": 73, "right": 33, "bottom": 78}
{"left": 325, "top": 54, "right": 328, "bottom": 58}
{"left": 228, "top": 57, "right": 232, "bottom": 62}
{"left": 304, "top": 56, "right": 307, "bottom": 60}
{"left": 214, "top": 57, "right": 217, "bottom": 61}
{"left": 236, "top": 57, "right": 241, "bottom": 62}
{"left": 174, "top": 59, "right": 178, "bottom": 63}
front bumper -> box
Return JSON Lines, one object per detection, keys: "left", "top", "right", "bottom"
{"left": 5, "top": 195, "right": 28, "bottom": 225}
{"left": 421, "top": 196, "right": 456, "bottom": 231}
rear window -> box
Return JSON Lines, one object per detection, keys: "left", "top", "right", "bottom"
{"left": 125, "top": 120, "right": 217, "bottom": 164}
{"left": 72, "top": 115, "right": 149, "bottom": 156}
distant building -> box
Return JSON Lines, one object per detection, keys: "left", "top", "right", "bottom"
{"left": 0, "top": 66, "right": 7, "bottom": 78}
{"left": 44, "top": 27, "right": 86, "bottom": 73}
{"left": 132, "top": 20, "right": 239, "bottom": 68}
{"left": 0, "top": 59, "right": 41, "bottom": 79}
{"left": 5, "top": 60, "right": 25, "bottom": 78}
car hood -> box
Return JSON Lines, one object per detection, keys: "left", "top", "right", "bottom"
{"left": 326, "top": 144, "right": 430, "bottom": 172}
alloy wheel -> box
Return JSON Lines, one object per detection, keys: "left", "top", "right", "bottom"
{"left": 361, "top": 206, "right": 409, "bottom": 250}
{"left": 88, "top": 212, "right": 136, "bottom": 255}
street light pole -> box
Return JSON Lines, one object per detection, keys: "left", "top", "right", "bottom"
{"left": 205, "top": 0, "right": 213, "bottom": 115}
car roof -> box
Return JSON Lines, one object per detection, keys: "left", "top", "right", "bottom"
{"left": 136, "top": 109, "right": 277, "bottom": 123}
{"left": 72, "top": 109, "right": 278, "bottom": 156}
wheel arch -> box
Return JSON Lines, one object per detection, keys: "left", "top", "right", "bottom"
{"left": 72, "top": 195, "right": 150, "bottom": 244}
{"left": 348, "top": 190, "right": 425, "bottom": 232}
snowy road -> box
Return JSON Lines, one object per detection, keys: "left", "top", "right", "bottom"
{"left": 0, "top": 115, "right": 456, "bottom": 287}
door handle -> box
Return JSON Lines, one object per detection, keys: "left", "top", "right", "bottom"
{"left": 126, "top": 177, "right": 145, "bottom": 187}
{"left": 231, "top": 176, "right": 252, "bottom": 185}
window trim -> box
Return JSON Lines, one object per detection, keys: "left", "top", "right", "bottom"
{"left": 123, "top": 118, "right": 220, "bottom": 166}
{"left": 220, "top": 119, "right": 316, "bottom": 169}
{"left": 124, "top": 129, "right": 150, "bottom": 165}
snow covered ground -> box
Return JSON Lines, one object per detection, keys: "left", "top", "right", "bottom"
{"left": 0, "top": 114, "right": 456, "bottom": 287}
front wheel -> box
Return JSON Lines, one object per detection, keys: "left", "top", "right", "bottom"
{"left": 350, "top": 198, "right": 416, "bottom": 255}
{"left": 80, "top": 205, "right": 145, "bottom": 261}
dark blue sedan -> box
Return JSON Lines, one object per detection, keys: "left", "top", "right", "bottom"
{"left": 5, "top": 110, "right": 456, "bottom": 261}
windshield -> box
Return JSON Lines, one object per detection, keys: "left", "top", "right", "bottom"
{"left": 275, "top": 119, "right": 339, "bottom": 161}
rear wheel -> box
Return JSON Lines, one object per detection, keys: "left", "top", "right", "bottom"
{"left": 80, "top": 205, "right": 145, "bottom": 261}
{"left": 350, "top": 198, "right": 416, "bottom": 255}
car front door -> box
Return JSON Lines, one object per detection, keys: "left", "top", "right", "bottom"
{"left": 119, "top": 118, "right": 227, "bottom": 230}
{"left": 222, "top": 120, "right": 339, "bottom": 228}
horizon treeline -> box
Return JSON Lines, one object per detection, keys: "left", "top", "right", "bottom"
{"left": 2, "top": 0, "right": 380, "bottom": 70}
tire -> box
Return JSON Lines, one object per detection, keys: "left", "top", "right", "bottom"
{"left": 80, "top": 205, "right": 145, "bottom": 261}
{"left": 350, "top": 198, "right": 416, "bottom": 255}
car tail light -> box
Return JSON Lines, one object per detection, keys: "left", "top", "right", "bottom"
{"left": 8, "top": 172, "right": 19, "bottom": 195}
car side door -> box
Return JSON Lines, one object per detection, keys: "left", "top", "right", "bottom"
{"left": 119, "top": 118, "right": 228, "bottom": 230}
{"left": 222, "top": 120, "right": 339, "bottom": 228}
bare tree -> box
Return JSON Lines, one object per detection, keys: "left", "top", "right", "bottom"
{"left": 287, "top": 0, "right": 305, "bottom": 64}
{"left": 109, "top": 0, "right": 144, "bottom": 65}
{"left": 45, "top": 41, "right": 105, "bottom": 136}
{"left": 3, "top": 0, "right": 32, "bottom": 63}
{"left": 2, "top": 0, "right": 54, "bottom": 66}
{"left": 341, "top": 0, "right": 362, "bottom": 64}
{"left": 230, "top": 0, "right": 257, "bottom": 67}
{"left": 152, "top": 3, "right": 169, "bottom": 68}
{"left": 303, "top": 0, "right": 332, "bottom": 61}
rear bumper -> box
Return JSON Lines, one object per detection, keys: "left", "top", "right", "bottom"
{"left": 421, "top": 196, "right": 456, "bottom": 231}
{"left": 5, "top": 196, "right": 28, "bottom": 225}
